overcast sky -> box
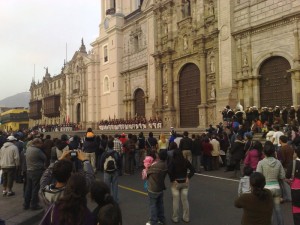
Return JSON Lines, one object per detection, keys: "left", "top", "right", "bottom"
{"left": 0, "top": 0, "right": 100, "bottom": 100}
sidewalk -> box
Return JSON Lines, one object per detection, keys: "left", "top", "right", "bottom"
{"left": 0, "top": 182, "right": 43, "bottom": 225}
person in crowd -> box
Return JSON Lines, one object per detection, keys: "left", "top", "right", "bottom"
{"left": 118, "top": 133, "right": 127, "bottom": 175}
{"left": 167, "top": 142, "right": 177, "bottom": 164}
{"left": 55, "top": 134, "right": 70, "bottom": 159}
{"left": 24, "top": 138, "right": 46, "bottom": 210}
{"left": 256, "top": 141, "right": 285, "bottom": 225}
{"left": 96, "top": 203, "right": 122, "bottom": 225}
{"left": 238, "top": 166, "right": 253, "bottom": 196}
{"left": 279, "top": 135, "right": 294, "bottom": 169}
{"left": 39, "top": 149, "right": 94, "bottom": 210}
{"left": 136, "top": 132, "right": 146, "bottom": 170}
{"left": 286, "top": 146, "right": 300, "bottom": 224}
{"left": 228, "top": 134, "right": 245, "bottom": 177}
{"left": 69, "top": 135, "right": 82, "bottom": 150}
{"left": 146, "top": 150, "right": 168, "bottom": 225}
{"left": 219, "top": 132, "right": 230, "bottom": 167}
{"left": 39, "top": 173, "right": 94, "bottom": 225}
{"left": 83, "top": 132, "right": 98, "bottom": 173}
{"left": 42, "top": 135, "right": 54, "bottom": 168}
{"left": 168, "top": 149, "right": 195, "bottom": 223}
{"left": 191, "top": 134, "right": 202, "bottom": 173}
{"left": 244, "top": 140, "right": 263, "bottom": 171}
{"left": 0, "top": 136, "right": 20, "bottom": 196}
{"left": 210, "top": 135, "right": 220, "bottom": 170}
{"left": 90, "top": 181, "right": 122, "bottom": 225}
{"left": 123, "top": 134, "right": 135, "bottom": 175}
{"left": 14, "top": 132, "right": 25, "bottom": 183}
{"left": 146, "top": 132, "right": 158, "bottom": 153}
{"left": 202, "top": 136, "right": 213, "bottom": 171}
{"left": 272, "top": 125, "right": 284, "bottom": 152}
{"left": 278, "top": 135, "right": 294, "bottom": 202}
{"left": 235, "top": 172, "right": 274, "bottom": 225}
{"left": 179, "top": 131, "right": 193, "bottom": 163}
{"left": 158, "top": 133, "right": 168, "bottom": 152}
{"left": 266, "top": 126, "right": 275, "bottom": 141}
{"left": 100, "top": 140, "right": 120, "bottom": 203}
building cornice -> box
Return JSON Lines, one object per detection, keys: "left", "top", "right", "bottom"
{"left": 232, "top": 12, "right": 300, "bottom": 39}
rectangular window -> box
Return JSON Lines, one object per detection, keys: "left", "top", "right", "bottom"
{"left": 103, "top": 45, "right": 108, "bottom": 63}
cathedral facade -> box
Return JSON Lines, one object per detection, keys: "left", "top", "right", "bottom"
{"left": 29, "top": 0, "right": 300, "bottom": 129}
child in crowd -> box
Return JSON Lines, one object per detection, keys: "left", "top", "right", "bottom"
{"left": 238, "top": 166, "right": 253, "bottom": 196}
{"left": 142, "top": 156, "right": 155, "bottom": 180}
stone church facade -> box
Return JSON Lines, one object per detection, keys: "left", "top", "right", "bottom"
{"left": 29, "top": 0, "right": 300, "bottom": 130}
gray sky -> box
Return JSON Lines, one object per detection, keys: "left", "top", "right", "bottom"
{"left": 0, "top": 0, "right": 100, "bottom": 100}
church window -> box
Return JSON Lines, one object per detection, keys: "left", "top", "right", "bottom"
{"left": 103, "top": 76, "right": 110, "bottom": 94}
{"left": 103, "top": 44, "right": 108, "bottom": 63}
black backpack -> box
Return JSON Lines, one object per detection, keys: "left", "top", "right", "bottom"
{"left": 103, "top": 151, "right": 117, "bottom": 173}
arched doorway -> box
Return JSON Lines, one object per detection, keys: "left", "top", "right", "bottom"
{"left": 134, "top": 88, "right": 145, "bottom": 117}
{"left": 76, "top": 103, "right": 81, "bottom": 123}
{"left": 259, "top": 56, "right": 292, "bottom": 107}
{"left": 179, "top": 63, "right": 201, "bottom": 127}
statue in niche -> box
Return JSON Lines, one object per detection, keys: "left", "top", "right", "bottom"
{"left": 210, "top": 84, "right": 216, "bottom": 99}
{"left": 181, "top": 0, "right": 191, "bottom": 18}
{"left": 183, "top": 36, "right": 188, "bottom": 50}
{"left": 243, "top": 54, "right": 248, "bottom": 67}
{"left": 164, "top": 91, "right": 168, "bottom": 106}
{"left": 210, "top": 57, "right": 215, "bottom": 73}
{"left": 163, "top": 65, "right": 168, "bottom": 84}
{"left": 208, "top": 1, "right": 214, "bottom": 16}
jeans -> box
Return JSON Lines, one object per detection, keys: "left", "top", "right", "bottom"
{"left": 212, "top": 156, "right": 220, "bottom": 170}
{"left": 124, "top": 152, "right": 134, "bottom": 174}
{"left": 24, "top": 170, "right": 44, "bottom": 208}
{"left": 203, "top": 155, "right": 212, "bottom": 171}
{"left": 270, "top": 188, "right": 284, "bottom": 225}
{"left": 104, "top": 171, "right": 119, "bottom": 203}
{"left": 148, "top": 191, "right": 165, "bottom": 225}
{"left": 135, "top": 149, "right": 145, "bottom": 169}
{"left": 2, "top": 167, "right": 16, "bottom": 190}
{"left": 192, "top": 155, "right": 201, "bottom": 172}
{"left": 171, "top": 182, "right": 189, "bottom": 222}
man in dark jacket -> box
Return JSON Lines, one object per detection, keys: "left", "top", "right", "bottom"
{"left": 24, "top": 138, "right": 46, "bottom": 210}
{"left": 229, "top": 134, "right": 245, "bottom": 178}
{"left": 179, "top": 131, "right": 193, "bottom": 163}
{"left": 146, "top": 150, "right": 168, "bottom": 225}
{"left": 83, "top": 132, "right": 98, "bottom": 173}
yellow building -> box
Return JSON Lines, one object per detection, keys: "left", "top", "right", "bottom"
{"left": 0, "top": 108, "right": 29, "bottom": 132}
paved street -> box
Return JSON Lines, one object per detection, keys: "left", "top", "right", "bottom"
{"left": 0, "top": 168, "right": 293, "bottom": 225}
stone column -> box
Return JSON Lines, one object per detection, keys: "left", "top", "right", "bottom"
{"left": 199, "top": 52, "right": 207, "bottom": 104}
{"left": 237, "top": 40, "right": 242, "bottom": 79}
{"left": 252, "top": 78, "right": 260, "bottom": 107}
{"left": 248, "top": 79, "right": 253, "bottom": 106}
{"left": 167, "top": 60, "right": 174, "bottom": 109}
{"left": 291, "top": 70, "right": 300, "bottom": 106}
{"left": 238, "top": 80, "right": 243, "bottom": 105}
{"left": 294, "top": 29, "right": 300, "bottom": 63}
{"left": 198, "top": 49, "right": 208, "bottom": 129}
{"left": 157, "top": 60, "right": 163, "bottom": 110}
{"left": 247, "top": 42, "right": 252, "bottom": 72}
{"left": 173, "top": 80, "right": 180, "bottom": 127}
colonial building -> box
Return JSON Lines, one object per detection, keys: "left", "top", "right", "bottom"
{"left": 29, "top": 68, "right": 66, "bottom": 127}
{"left": 29, "top": 0, "right": 300, "bottom": 130}
{"left": 0, "top": 108, "right": 29, "bottom": 132}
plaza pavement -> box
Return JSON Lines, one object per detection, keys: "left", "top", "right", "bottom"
{"left": 0, "top": 168, "right": 294, "bottom": 225}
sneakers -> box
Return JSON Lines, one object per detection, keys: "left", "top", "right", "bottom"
{"left": 146, "top": 222, "right": 151, "bottom": 225}
{"left": 7, "top": 192, "right": 15, "bottom": 197}
{"left": 2, "top": 191, "right": 7, "bottom": 196}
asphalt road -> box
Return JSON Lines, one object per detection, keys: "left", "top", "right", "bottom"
{"left": 111, "top": 169, "right": 293, "bottom": 225}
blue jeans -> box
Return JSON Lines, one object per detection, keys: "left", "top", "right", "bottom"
{"left": 148, "top": 191, "right": 165, "bottom": 224}
{"left": 270, "top": 188, "right": 284, "bottom": 225}
{"left": 104, "top": 171, "right": 119, "bottom": 203}
{"left": 24, "top": 170, "right": 43, "bottom": 208}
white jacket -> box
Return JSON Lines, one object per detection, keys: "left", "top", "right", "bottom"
{"left": 0, "top": 142, "right": 20, "bottom": 168}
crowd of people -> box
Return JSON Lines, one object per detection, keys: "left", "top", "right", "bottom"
{"left": 98, "top": 117, "right": 163, "bottom": 130}
{"left": 1, "top": 111, "right": 300, "bottom": 224}
{"left": 32, "top": 123, "right": 80, "bottom": 132}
